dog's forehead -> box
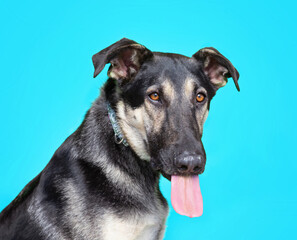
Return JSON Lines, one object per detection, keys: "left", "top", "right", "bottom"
{"left": 146, "top": 53, "right": 207, "bottom": 91}
{"left": 152, "top": 52, "right": 195, "bottom": 76}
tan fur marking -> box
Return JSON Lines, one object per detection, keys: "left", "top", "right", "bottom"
{"left": 196, "top": 104, "right": 209, "bottom": 134}
{"left": 184, "top": 77, "right": 195, "bottom": 100}
{"left": 102, "top": 200, "right": 168, "bottom": 240}
{"left": 162, "top": 79, "right": 175, "bottom": 102}
{"left": 145, "top": 80, "right": 173, "bottom": 134}
{"left": 117, "top": 101, "right": 150, "bottom": 161}
{"left": 144, "top": 101, "right": 165, "bottom": 134}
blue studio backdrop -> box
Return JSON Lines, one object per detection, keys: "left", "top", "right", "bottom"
{"left": 0, "top": 0, "right": 296, "bottom": 239}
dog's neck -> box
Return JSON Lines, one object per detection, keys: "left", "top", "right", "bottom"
{"left": 71, "top": 95, "right": 163, "bottom": 207}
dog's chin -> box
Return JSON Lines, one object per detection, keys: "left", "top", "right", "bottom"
{"left": 150, "top": 161, "right": 172, "bottom": 181}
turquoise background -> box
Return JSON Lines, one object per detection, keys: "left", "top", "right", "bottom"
{"left": 1, "top": 0, "right": 296, "bottom": 239}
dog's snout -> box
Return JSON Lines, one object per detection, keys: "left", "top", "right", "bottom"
{"left": 176, "top": 152, "right": 205, "bottom": 174}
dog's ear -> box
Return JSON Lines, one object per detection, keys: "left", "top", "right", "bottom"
{"left": 192, "top": 47, "right": 240, "bottom": 91}
{"left": 92, "top": 38, "right": 152, "bottom": 81}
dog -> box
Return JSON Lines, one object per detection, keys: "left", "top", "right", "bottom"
{"left": 0, "top": 38, "right": 239, "bottom": 240}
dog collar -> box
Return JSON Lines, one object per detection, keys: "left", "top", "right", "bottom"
{"left": 106, "top": 102, "right": 129, "bottom": 147}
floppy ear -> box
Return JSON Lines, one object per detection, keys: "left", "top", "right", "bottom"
{"left": 192, "top": 47, "right": 240, "bottom": 91}
{"left": 92, "top": 38, "right": 152, "bottom": 81}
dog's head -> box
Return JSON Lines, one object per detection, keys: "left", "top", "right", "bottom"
{"left": 92, "top": 38, "right": 239, "bottom": 176}
{"left": 92, "top": 38, "right": 239, "bottom": 216}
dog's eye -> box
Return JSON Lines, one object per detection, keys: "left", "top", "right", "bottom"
{"left": 149, "top": 92, "right": 160, "bottom": 101}
{"left": 196, "top": 93, "right": 205, "bottom": 103}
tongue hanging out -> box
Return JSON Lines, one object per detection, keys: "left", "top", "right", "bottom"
{"left": 171, "top": 175, "right": 203, "bottom": 218}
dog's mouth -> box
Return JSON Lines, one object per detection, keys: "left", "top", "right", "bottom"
{"left": 160, "top": 170, "right": 203, "bottom": 218}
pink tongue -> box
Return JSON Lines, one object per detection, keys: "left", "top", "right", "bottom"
{"left": 171, "top": 175, "right": 203, "bottom": 218}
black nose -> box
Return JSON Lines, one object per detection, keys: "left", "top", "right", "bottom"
{"left": 176, "top": 152, "right": 205, "bottom": 174}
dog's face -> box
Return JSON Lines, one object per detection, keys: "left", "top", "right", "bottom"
{"left": 115, "top": 54, "right": 215, "bottom": 179}
{"left": 92, "top": 38, "right": 239, "bottom": 180}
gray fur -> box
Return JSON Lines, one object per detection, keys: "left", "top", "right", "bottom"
{"left": 0, "top": 38, "right": 239, "bottom": 240}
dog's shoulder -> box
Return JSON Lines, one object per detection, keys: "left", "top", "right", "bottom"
{"left": 0, "top": 134, "right": 77, "bottom": 238}
{"left": 0, "top": 172, "right": 41, "bottom": 224}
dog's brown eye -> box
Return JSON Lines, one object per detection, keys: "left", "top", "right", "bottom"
{"left": 196, "top": 93, "right": 205, "bottom": 102}
{"left": 149, "top": 92, "right": 160, "bottom": 101}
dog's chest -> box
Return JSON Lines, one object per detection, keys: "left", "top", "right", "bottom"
{"left": 101, "top": 212, "right": 166, "bottom": 240}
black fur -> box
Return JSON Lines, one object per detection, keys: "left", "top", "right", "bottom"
{"left": 0, "top": 38, "right": 239, "bottom": 239}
